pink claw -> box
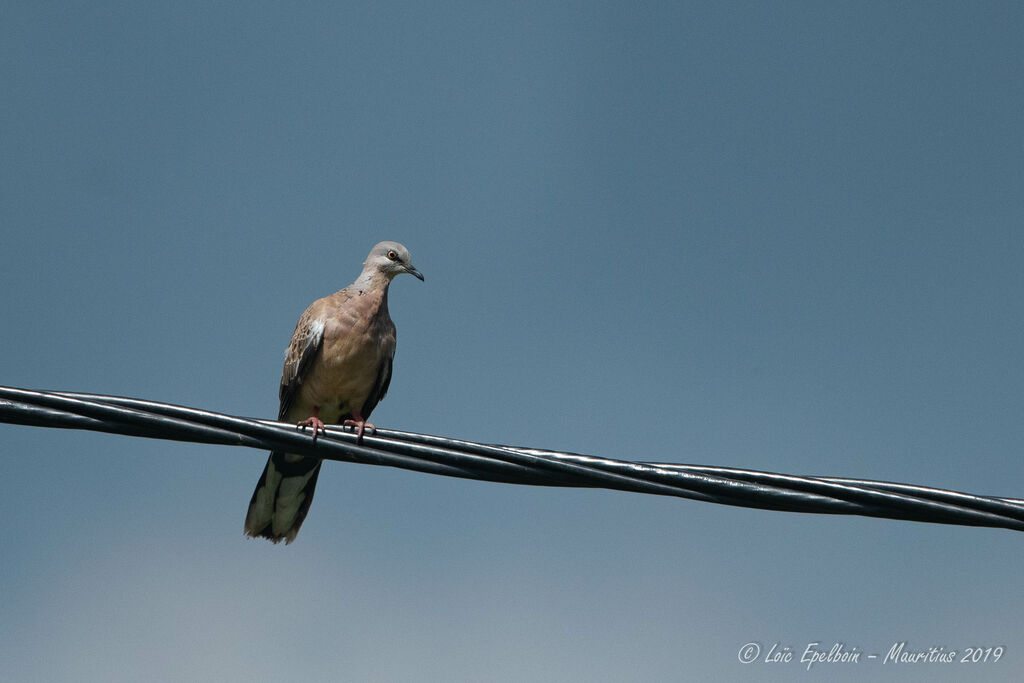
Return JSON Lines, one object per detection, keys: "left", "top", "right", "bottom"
{"left": 296, "top": 413, "right": 326, "bottom": 443}
{"left": 342, "top": 414, "right": 376, "bottom": 442}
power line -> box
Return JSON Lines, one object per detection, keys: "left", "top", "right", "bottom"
{"left": 2, "top": 385, "right": 1023, "bottom": 532}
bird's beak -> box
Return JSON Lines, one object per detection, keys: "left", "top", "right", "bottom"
{"left": 406, "top": 264, "right": 424, "bottom": 281}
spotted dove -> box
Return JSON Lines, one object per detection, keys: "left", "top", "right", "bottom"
{"left": 244, "top": 241, "right": 423, "bottom": 543}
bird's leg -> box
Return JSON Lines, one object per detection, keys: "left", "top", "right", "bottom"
{"left": 342, "top": 412, "right": 376, "bottom": 442}
{"left": 296, "top": 406, "right": 326, "bottom": 443}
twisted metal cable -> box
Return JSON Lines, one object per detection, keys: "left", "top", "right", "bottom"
{"left": 2, "top": 385, "right": 1023, "bottom": 532}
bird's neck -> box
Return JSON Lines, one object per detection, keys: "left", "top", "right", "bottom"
{"left": 353, "top": 269, "right": 393, "bottom": 291}
{"left": 351, "top": 270, "right": 392, "bottom": 317}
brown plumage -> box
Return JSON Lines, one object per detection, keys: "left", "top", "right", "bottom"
{"left": 244, "top": 241, "right": 423, "bottom": 544}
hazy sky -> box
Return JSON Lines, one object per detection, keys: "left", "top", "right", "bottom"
{"left": 2, "top": 2, "right": 1022, "bottom": 681}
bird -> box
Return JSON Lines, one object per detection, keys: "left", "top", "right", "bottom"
{"left": 244, "top": 241, "right": 423, "bottom": 544}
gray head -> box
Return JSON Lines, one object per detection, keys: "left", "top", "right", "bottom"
{"left": 362, "top": 241, "right": 424, "bottom": 281}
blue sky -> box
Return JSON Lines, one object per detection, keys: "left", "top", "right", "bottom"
{"left": 1, "top": 2, "right": 1022, "bottom": 681}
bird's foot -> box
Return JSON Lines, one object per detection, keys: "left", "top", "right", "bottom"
{"left": 296, "top": 415, "right": 327, "bottom": 443}
{"left": 342, "top": 418, "right": 376, "bottom": 442}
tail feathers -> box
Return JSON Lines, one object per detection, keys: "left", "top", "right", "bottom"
{"left": 244, "top": 451, "right": 323, "bottom": 544}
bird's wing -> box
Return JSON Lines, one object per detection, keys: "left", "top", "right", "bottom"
{"left": 278, "top": 298, "right": 331, "bottom": 420}
{"left": 361, "top": 351, "right": 393, "bottom": 418}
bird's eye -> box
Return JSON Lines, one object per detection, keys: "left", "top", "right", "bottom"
{"left": 387, "top": 250, "right": 398, "bottom": 261}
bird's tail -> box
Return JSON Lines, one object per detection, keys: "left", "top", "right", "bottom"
{"left": 244, "top": 452, "right": 323, "bottom": 544}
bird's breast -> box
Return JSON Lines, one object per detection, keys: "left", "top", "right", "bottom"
{"left": 293, "top": 303, "right": 395, "bottom": 423}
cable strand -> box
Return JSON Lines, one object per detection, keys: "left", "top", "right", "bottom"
{"left": 2, "top": 385, "right": 1022, "bottom": 533}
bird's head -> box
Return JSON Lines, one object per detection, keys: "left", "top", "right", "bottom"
{"left": 364, "top": 241, "right": 424, "bottom": 282}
